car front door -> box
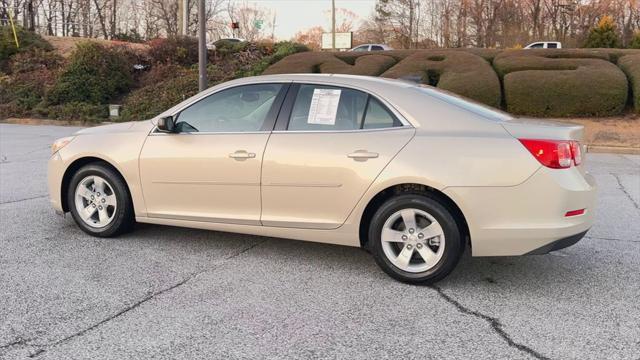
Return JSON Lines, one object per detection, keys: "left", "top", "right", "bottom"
{"left": 260, "top": 83, "right": 415, "bottom": 229}
{"left": 139, "top": 83, "right": 288, "bottom": 225}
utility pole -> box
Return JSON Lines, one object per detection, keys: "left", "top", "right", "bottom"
{"left": 331, "top": 0, "right": 336, "bottom": 50}
{"left": 178, "top": 0, "right": 183, "bottom": 35}
{"left": 198, "top": 0, "right": 207, "bottom": 92}
{"left": 271, "top": 12, "right": 276, "bottom": 42}
{"left": 178, "top": 0, "right": 189, "bottom": 35}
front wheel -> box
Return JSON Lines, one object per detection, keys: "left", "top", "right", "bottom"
{"left": 67, "top": 163, "right": 135, "bottom": 237}
{"left": 369, "top": 194, "right": 464, "bottom": 284}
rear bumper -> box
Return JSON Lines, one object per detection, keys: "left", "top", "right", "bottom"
{"left": 444, "top": 166, "right": 596, "bottom": 256}
{"left": 525, "top": 230, "right": 588, "bottom": 255}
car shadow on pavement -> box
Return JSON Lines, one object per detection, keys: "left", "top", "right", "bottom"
{"left": 121, "top": 221, "right": 591, "bottom": 292}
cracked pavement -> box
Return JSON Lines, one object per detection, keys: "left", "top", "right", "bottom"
{"left": 1, "top": 123, "right": 639, "bottom": 359}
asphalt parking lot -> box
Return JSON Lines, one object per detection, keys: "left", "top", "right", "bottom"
{"left": 1, "top": 123, "right": 639, "bottom": 360}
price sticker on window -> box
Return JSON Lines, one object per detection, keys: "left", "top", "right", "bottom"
{"left": 307, "top": 89, "right": 341, "bottom": 125}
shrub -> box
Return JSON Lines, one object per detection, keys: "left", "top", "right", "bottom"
{"left": 8, "top": 48, "right": 62, "bottom": 73}
{"left": 240, "top": 41, "right": 309, "bottom": 76}
{"left": 121, "top": 66, "right": 229, "bottom": 121}
{"left": 136, "top": 63, "right": 183, "bottom": 88}
{"left": 212, "top": 40, "right": 251, "bottom": 57}
{"left": 0, "top": 65, "right": 57, "bottom": 116}
{"left": 494, "top": 49, "right": 629, "bottom": 117}
{"left": 0, "top": 26, "right": 52, "bottom": 70}
{"left": 113, "top": 29, "right": 145, "bottom": 43}
{"left": 457, "top": 48, "right": 502, "bottom": 63}
{"left": 147, "top": 36, "right": 199, "bottom": 66}
{"left": 47, "top": 41, "right": 133, "bottom": 105}
{"left": 583, "top": 16, "right": 622, "bottom": 48}
{"left": 629, "top": 32, "right": 640, "bottom": 49}
{"left": 381, "top": 50, "right": 502, "bottom": 107}
{"left": 266, "top": 49, "right": 502, "bottom": 108}
{"left": 618, "top": 54, "right": 640, "bottom": 113}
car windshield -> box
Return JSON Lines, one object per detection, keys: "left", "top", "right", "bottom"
{"left": 413, "top": 85, "right": 512, "bottom": 122}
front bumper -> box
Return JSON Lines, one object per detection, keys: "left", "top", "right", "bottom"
{"left": 47, "top": 152, "right": 65, "bottom": 214}
{"left": 444, "top": 166, "right": 596, "bottom": 256}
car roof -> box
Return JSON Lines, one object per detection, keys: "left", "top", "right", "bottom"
{"left": 225, "top": 73, "right": 412, "bottom": 90}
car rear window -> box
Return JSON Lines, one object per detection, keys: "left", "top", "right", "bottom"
{"left": 413, "top": 85, "right": 512, "bottom": 122}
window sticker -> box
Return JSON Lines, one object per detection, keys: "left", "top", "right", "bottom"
{"left": 307, "top": 89, "right": 342, "bottom": 125}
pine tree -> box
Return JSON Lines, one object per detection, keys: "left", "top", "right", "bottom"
{"left": 583, "top": 16, "right": 622, "bottom": 48}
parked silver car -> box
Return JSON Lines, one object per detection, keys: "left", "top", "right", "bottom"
{"left": 48, "top": 74, "right": 595, "bottom": 284}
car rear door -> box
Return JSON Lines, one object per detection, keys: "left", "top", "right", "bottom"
{"left": 260, "top": 83, "right": 415, "bottom": 229}
{"left": 139, "top": 83, "right": 288, "bottom": 225}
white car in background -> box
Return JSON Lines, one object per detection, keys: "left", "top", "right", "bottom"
{"left": 350, "top": 44, "right": 393, "bottom": 52}
{"left": 524, "top": 41, "right": 562, "bottom": 49}
{"left": 207, "top": 38, "right": 246, "bottom": 50}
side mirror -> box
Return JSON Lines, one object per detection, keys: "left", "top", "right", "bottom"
{"left": 157, "top": 116, "right": 175, "bottom": 133}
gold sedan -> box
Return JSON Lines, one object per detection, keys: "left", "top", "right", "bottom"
{"left": 48, "top": 74, "right": 596, "bottom": 283}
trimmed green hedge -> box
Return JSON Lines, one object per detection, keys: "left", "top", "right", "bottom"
{"left": 267, "top": 48, "right": 640, "bottom": 117}
{"left": 265, "top": 50, "right": 502, "bottom": 108}
{"left": 619, "top": 54, "right": 640, "bottom": 113}
{"left": 263, "top": 51, "right": 398, "bottom": 75}
{"left": 381, "top": 50, "right": 501, "bottom": 107}
{"left": 494, "top": 49, "right": 629, "bottom": 117}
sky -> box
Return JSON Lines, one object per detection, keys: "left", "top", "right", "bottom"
{"left": 244, "top": 0, "right": 377, "bottom": 40}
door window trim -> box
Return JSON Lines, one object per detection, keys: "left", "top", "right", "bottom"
{"left": 273, "top": 81, "right": 412, "bottom": 133}
{"left": 150, "top": 82, "right": 291, "bottom": 135}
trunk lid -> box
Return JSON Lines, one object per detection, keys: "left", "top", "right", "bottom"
{"left": 501, "top": 118, "right": 584, "bottom": 141}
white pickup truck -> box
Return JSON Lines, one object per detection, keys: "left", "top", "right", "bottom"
{"left": 524, "top": 41, "right": 562, "bottom": 49}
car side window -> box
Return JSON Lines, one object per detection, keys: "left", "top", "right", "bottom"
{"left": 362, "top": 97, "right": 402, "bottom": 129}
{"left": 547, "top": 43, "right": 558, "bottom": 48}
{"left": 371, "top": 45, "right": 384, "bottom": 51}
{"left": 174, "top": 84, "right": 282, "bottom": 133}
{"left": 530, "top": 43, "right": 544, "bottom": 48}
{"left": 287, "top": 85, "right": 368, "bottom": 131}
{"left": 353, "top": 46, "right": 368, "bottom": 52}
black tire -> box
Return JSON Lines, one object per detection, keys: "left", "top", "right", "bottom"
{"left": 369, "top": 194, "right": 463, "bottom": 284}
{"left": 67, "top": 163, "right": 135, "bottom": 237}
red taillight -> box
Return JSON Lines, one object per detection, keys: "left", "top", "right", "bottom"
{"left": 565, "top": 209, "right": 585, "bottom": 217}
{"left": 519, "top": 139, "right": 576, "bottom": 169}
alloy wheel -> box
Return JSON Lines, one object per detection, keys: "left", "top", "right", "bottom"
{"left": 380, "top": 208, "right": 446, "bottom": 273}
{"left": 74, "top": 175, "right": 117, "bottom": 228}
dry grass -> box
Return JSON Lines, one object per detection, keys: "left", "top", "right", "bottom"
{"left": 541, "top": 114, "right": 640, "bottom": 153}
{"left": 44, "top": 36, "right": 148, "bottom": 58}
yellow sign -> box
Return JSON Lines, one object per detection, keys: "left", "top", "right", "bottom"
{"left": 8, "top": 10, "right": 20, "bottom": 48}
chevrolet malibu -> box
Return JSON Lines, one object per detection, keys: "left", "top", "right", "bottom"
{"left": 48, "top": 74, "right": 596, "bottom": 284}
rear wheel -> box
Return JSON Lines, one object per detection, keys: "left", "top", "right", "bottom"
{"left": 67, "top": 163, "right": 134, "bottom": 237}
{"left": 369, "top": 194, "right": 463, "bottom": 284}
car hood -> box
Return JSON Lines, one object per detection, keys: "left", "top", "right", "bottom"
{"left": 74, "top": 120, "right": 154, "bottom": 136}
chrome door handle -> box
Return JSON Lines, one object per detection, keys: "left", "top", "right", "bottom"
{"left": 347, "top": 150, "right": 379, "bottom": 161}
{"left": 229, "top": 150, "right": 256, "bottom": 160}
